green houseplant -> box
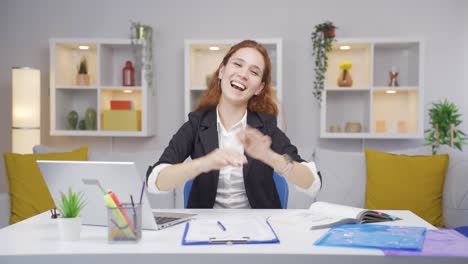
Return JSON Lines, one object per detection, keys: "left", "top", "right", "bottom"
{"left": 424, "top": 100, "right": 467, "bottom": 154}
{"left": 76, "top": 56, "right": 90, "bottom": 86}
{"left": 311, "top": 21, "right": 337, "bottom": 103}
{"left": 57, "top": 188, "right": 86, "bottom": 241}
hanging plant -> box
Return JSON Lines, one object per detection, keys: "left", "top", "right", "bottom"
{"left": 311, "top": 21, "right": 337, "bottom": 103}
{"left": 424, "top": 99, "right": 467, "bottom": 154}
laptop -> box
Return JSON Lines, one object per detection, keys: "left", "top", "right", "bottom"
{"left": 37, "top": 160, "right": 196, "bottom": 230}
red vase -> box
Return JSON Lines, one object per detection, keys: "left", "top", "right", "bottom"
{"left": 122, "top": 61, "right": 135, "bottom": 86}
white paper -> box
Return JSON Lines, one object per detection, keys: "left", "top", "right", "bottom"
{"left": 184, "top": 217, "right": 276, "bottom": 242}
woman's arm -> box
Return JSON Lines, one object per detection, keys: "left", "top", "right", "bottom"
{"left": 156, "top": 148, "right": 247, "bottom": 191}
{"left": 237, "top": 126, "right": 316, "bottom": 189}
{"left": 262, "top": 151, "right": 314, "bottom": 189}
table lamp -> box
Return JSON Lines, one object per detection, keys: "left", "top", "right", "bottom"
{"left": 12, "top": 67, "right": 40, "bottom": 154}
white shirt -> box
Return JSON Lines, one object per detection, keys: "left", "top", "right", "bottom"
{"left": 147, "top": 108, "right": 322, "bottom": 207}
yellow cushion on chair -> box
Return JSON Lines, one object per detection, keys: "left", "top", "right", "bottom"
{"left": 3, "top": 146, "right": 88, "bottom": 224}
{"left": 364, "top": 148, "right": 449, "bottom": 227}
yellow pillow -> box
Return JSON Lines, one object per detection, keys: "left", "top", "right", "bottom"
{"left": 3, "top": 147, "right": 88, "bottom": 224}
{"left": 364, "top": 148, "right": 448, "bottom": 227}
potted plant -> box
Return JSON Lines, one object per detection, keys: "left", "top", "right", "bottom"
{"left": 56, "top": 188, "right": 86, "bottom": 241}
{"left": 425, "top": 99, "right": 467, "bottom": 154}
{"left": 311, "top": 21, "right": 337, "bottom": 103}
{"left": 76, "top": 56, "right": 90, "bottom": 86}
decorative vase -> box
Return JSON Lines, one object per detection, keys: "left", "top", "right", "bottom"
{"left": 337, "top": 69, "right": 353, "bottom": 87}
{"left": 78, "top": 120, "right": 85, "bottom": 130}
{"left": 66, "top": 111, "right": 79, "bottom": 130}
{"left": 57, "top": 217, "right": 82, "bottom": 241}
{"left": 76, "top": 74, "right": 90, "bottom": 86}
{"left": 85, "top": 108, "right": 97, "bottom": 130}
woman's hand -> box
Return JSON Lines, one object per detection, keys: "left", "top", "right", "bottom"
{"left": 198, "top": 148, "right": 247, "bottom": 173}
{"left": 237, "top": 126, "right": 272, "bottom": 161}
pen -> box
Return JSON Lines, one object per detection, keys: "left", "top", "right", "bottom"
{"left": 139, "top": 181, "right": 145, "bottom": 205}
{"left": 217, "top": 221, "right": 227, "bottom": 231}
{"left": 130, "top": 195, "right": 137, "bottom": 233}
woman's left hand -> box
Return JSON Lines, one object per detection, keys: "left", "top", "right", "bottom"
{"left": 237, "top": 126, "right": 272, "bottom": 161}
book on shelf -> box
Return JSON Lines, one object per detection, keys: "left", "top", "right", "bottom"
{"left": 110, "top": 100, "right": 132, "bottom": 110}
{"left": 269, "top": 201, "right": 400, "bottom": 230}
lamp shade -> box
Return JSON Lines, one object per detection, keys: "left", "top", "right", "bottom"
{"left": 12, "top": 67, "right": 40, "bottom": 154}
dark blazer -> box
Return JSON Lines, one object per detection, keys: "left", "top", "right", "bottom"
{"left": 150, "top": 109, "right": 305, "bottom": 209}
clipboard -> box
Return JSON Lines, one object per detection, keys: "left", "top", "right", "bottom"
{"left": 181, "top": 218, "right": 280, "bottom": 245}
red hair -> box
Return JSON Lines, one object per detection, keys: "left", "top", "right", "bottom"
{"left": 194, "top": 40, "right": 278, "bottom": 116}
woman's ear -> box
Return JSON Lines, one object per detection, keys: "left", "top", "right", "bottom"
{"left": 255, "top": 82, "right": 265, "bottom": 95}
{"left": 218, "top": 65, "right": 225, "bottom": 79}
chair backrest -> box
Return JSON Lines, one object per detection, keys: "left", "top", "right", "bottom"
{"left": 183, "top": 172, "right": 289, "bottom": 208}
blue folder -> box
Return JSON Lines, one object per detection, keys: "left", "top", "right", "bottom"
{"left": 314, "top": 224, "right": 426, "bottom": 251}
{"left": 181, "top": 219, "right": 280, "bottom": 245}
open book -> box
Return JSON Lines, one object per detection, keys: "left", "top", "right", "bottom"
{"left": 269, "top": 201, "right": 400, "bottom": 230}
{"left": 305, "top": 202, "right": 400, "bottom": 230}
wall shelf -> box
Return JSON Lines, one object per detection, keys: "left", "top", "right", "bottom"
{"left": 320, "top": 38, "right": 423, "bottom": 139}
{"left": 49, "top": 38, "right": 155, "bottom": 137}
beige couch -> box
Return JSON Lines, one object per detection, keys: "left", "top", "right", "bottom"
{"left": 314, "top": 145, "right": 468, "bottom": 228}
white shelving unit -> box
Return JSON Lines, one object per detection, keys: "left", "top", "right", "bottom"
{"left": 49, "top": 38, "right": 155, "bottom": 137}
{"left": 320, "top": 38, "right": 423, "bottom": 139}
{"left": 184, "top": 39, "right": 283, "bottom": 128}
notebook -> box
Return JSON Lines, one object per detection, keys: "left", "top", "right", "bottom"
{"left": 37, "top": 160, "right": 195, "bottom": 230}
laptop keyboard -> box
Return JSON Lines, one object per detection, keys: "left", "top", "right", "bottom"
{"left": 155, "top": 216, "right": 180, "bottom": 225}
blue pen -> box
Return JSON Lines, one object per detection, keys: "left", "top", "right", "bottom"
{"left": 217, "top": 221, "right": 227, "bottom": 231}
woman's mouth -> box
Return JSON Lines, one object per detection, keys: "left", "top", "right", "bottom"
{"left": 230, "top": 81, "right": 246, "bottom": 92}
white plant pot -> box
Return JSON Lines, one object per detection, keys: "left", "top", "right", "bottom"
{"left": 58, "top": 217, "right": 83, "bottom": 241}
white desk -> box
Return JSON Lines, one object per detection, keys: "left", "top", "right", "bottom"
{"left": 0, "top": 209, "right": 466, "bottom": 264}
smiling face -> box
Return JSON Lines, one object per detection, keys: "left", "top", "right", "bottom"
{"left": 217, "top": 47, "right": 266, "bottom": 107}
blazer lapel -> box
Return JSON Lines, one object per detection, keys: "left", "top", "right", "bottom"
{"left": 243, "top": 111, "right": 264, "bottom": 184}
{"left": 198, "top": 109, "right": 220, "bottom": 201}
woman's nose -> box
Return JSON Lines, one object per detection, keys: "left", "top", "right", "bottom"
{"left": 237, "top": 68, "right": 248, "bottom": 80}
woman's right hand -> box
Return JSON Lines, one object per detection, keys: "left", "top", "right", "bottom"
{"left": 198, "top": 148, "right": 247, "bottom": 173}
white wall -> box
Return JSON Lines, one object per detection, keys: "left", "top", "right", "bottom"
{"left": 0, "top": 0, "right": 467, "bottom": 193}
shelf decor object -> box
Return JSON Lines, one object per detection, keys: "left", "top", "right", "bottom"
{"left": 76, "top": 56, "right": 90, "bottom": 86}
{"left": 424, "top": 100, "right": 467, "bottom": 154}
{"left": 388, "top": 65, "right": 399, "bottom": 87}
{"left": 122, "top": 61, "right": 135, "bottom": 86}
{"left": 50, "top": 38, "right": 155, "bottom": 137}
{"left": 311, "top": 21, "right": 337, "bottom": 103}
{"left": 320, "top": 39, "right": 424, "bottom": 139}
{"left": 11, "top": 67, "right": 41, "bottom": 153}
{"left": 337, "top": 61, "right": 353, "bottom": 87}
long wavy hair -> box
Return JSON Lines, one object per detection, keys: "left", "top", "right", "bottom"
{"left": 193, "top": 40, "right": 278, "bottom": 116}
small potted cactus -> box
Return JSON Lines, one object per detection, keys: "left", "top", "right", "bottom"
{"left": 76, "top": 56, "right": 90, "bottom": 86}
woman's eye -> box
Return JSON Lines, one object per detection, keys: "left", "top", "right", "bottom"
{"left": 233, "top": 62, "right": 241, "bottom": 67}
{"left": 250, "top": 70, "right": 259, "bottom": 76}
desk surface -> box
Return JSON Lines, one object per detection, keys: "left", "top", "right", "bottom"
{"left": 0, "top": 209, "right": 465, "bottom": 264}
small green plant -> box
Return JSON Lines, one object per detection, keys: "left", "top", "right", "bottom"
{"left": 78, "top": 56, "right": 88, "bottom": 75}
{"left": 311, "top": 21, "right": 337, "bottom": 103}
{"left": 424, "top": 99, "right": 467, "bottom": 154}
{"left": 57, "top": 188, "right": 86, "bottom": 218}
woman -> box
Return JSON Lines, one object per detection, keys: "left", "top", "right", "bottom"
{"left": 147, "top": 40, "right": 321, "bottom": 208}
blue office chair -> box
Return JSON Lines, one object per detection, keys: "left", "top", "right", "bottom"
{"left": 183, "top": 171, "right": 289, "bottom": 208}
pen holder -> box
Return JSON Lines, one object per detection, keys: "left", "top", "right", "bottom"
{"left": 107, "top": 203, "right": 142, "bottom": 243}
